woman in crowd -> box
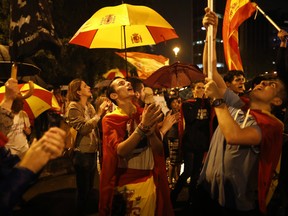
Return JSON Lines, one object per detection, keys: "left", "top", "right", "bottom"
{"left": 66, "top": 79, "right": 109, "bottom": 215}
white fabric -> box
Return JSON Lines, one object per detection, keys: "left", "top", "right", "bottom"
{"left": 6, "top": 111, "right": 30, "bottom": 158}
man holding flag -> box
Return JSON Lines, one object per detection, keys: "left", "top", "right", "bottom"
{"left": 194, "top": 5, "right": 287, "bottom": 216}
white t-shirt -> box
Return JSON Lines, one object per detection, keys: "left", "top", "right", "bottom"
{"left": 6, "top": 110, "right": 31, "bottom": 158}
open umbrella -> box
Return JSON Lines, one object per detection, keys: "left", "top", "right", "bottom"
{"left": 0, "top": 61, "right": 40, "bottom": 80}
{"left": 143, "top": 62, "right": 205, "bottom": 89}
{"left": 0, "top": 83, "right": 60, "bottom": 120}
{"left": 69, "top": 3, "right": 178, "bottom": 73}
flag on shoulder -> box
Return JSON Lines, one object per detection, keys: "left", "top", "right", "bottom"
{"left": 9, "top": 0, "right": 61, "bottom": 61}
{"left": 222, "top": 0, "right": 257, "bottom": 71}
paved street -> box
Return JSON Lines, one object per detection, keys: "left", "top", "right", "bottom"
{"left": 13, "top": 157, "right": 285, "bottom": 216}
{"left": 12, "top": 157, "right": 191, "bottom": 216}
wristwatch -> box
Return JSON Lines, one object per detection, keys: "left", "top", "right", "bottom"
{"left": 211, "top": 98, "right": 225, "bottom": 107}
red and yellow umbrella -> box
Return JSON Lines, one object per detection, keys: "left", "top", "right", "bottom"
{"left": 69, "top": 3, "right": 178, "bottom": 49}
{"left": 0, "top": 83, "right": 60, "bottom": 120}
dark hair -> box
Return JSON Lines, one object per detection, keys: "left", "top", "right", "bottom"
{"left": 11, "top": 98, "right": 24, "bottom": 114}
{"left": 252, "top": 73, "right": 287, "bottom": 109}
{"left": 165, "top": 96, "right": 179, "bottom": 110}
{"left": 106, "top": 77, "right": 122, "bottom": 105}
{"left": 224, "top": 70, "right": 245, "bottom": 83}
{"left": 275, "top": 79, "right": 287, "bottom": 105}
{"left": 251, "top": 73, "right": 277, "bottom": 87}
{"left": 126, "top": 77, "right": 144, "bottom": 93}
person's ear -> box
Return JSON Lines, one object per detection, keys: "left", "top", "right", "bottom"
{"left": 110, "top": 92, "right": 118, "bottom": 100}
{"left": 272, "top": 97, "right": 283, "bottom": 107}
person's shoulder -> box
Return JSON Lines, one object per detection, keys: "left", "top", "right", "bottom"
{"left": 19, "top": 110, "right": 29, "bottom": 118}
{"left": 67, "top": 101, "right": 81, "bottom": 110}
{"left": 183, "top": 99, "right": 197, "bottom": 104}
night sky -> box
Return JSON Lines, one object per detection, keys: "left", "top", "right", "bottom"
{"left": 151, "top": 0, "right": 288, "bottom": 63}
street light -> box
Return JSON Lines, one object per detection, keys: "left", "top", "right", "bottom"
{"left": 173, "top": 46, "right": 180, "bottom": 57}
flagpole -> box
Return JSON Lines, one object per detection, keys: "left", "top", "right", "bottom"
{"left": 256, "top": 5, "right": 280, "bottom": 31}
{"left": 207, "top": 0, "right": 214, "bottom": 79}
{"left": 123, "top": 25, "right": 129, "bottom": 78}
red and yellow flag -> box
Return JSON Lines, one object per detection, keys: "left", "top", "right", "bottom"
{"left": 223, "top": 0, "right": 257, "bottom": 71}
{"left": 115, "top": 52, "right": 169, "bottom": 79}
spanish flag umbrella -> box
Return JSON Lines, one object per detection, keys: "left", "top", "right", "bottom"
{"left": 69, "top": 3, "right": 178, "bottom": 74}
{"left": 0, "top": 82, "right": 60, "bottom": 120}
{"left": 69, "top": 3, "right": 178, "bottom": 49}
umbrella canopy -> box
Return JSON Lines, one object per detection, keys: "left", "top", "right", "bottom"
{"left": 0, "top": 83, "right": 60, "bottom": 120}
{"left": 143, "top": 62, "right": 205, "bottom": 89}
{"left": 0, "top": 61, "right": 40, "bottom": 80}
{"left": 69, "top": 3, "right": 178, "bottom": 49}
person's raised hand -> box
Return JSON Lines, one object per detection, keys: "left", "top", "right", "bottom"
{"left": 202, "top": 7, "right": 218, "bottom": 30}
{"left": 160, "top": 110, "right": 180, "bottom": 136}
{"left": 140, "top": 103, "right": 163, "bottom": 131}
{"left": 19, "top": 127, "right": 66, "bottom": 173}
{"left": 204, "top": 78, "right": 222, "bottom": 100}
{"left": 0, "top": 78, "right": 19, "bottom": 112}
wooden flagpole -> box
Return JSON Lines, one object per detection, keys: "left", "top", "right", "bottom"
{"left": 256, "top": 5, "right": 280, "bottom": 31}
{"left": 207, "top": 0, "right": 214, "bottom": 79}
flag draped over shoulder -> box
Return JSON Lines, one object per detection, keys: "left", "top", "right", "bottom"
{"left": 223, "top": 0, "right": 257, "bottom": 71}
{"left": 115, "top": 52, "right": 169, "bottom": 79}
{"left": 9, "top": 0, "right": 61, "bottom": 61}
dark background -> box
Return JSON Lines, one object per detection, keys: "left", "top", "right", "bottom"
{"left": 1, "top": 0, "right": 287, "bottom": 86}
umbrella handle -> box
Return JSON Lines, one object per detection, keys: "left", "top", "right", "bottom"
{"left": 11, "top": 63, "right": 35, "bottom": 99}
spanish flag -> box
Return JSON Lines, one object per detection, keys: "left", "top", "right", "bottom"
{"left": 223, "top": 0, "right": 257, "bottom": 71}
{"left": 115, "top": 52, "right": 169, "bottom": 79}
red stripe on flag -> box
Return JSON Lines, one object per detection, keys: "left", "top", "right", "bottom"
{"left": 223, "top": 0, "right": 257, "bottom": 71}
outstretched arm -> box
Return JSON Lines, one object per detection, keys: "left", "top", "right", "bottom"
{"left": 205, "top": 79, "right": 261, "bottom": 145}
{"left": 276, "top": 29, "right": 288, "bottom": 84}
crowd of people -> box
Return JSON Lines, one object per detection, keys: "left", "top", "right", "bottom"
{"left": 0, "top": 6, "right": 287, "bottom": 216}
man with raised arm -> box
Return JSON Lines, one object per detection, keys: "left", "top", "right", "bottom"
{"left": 195, "top": 7, "right": 287, "bottom": 216}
